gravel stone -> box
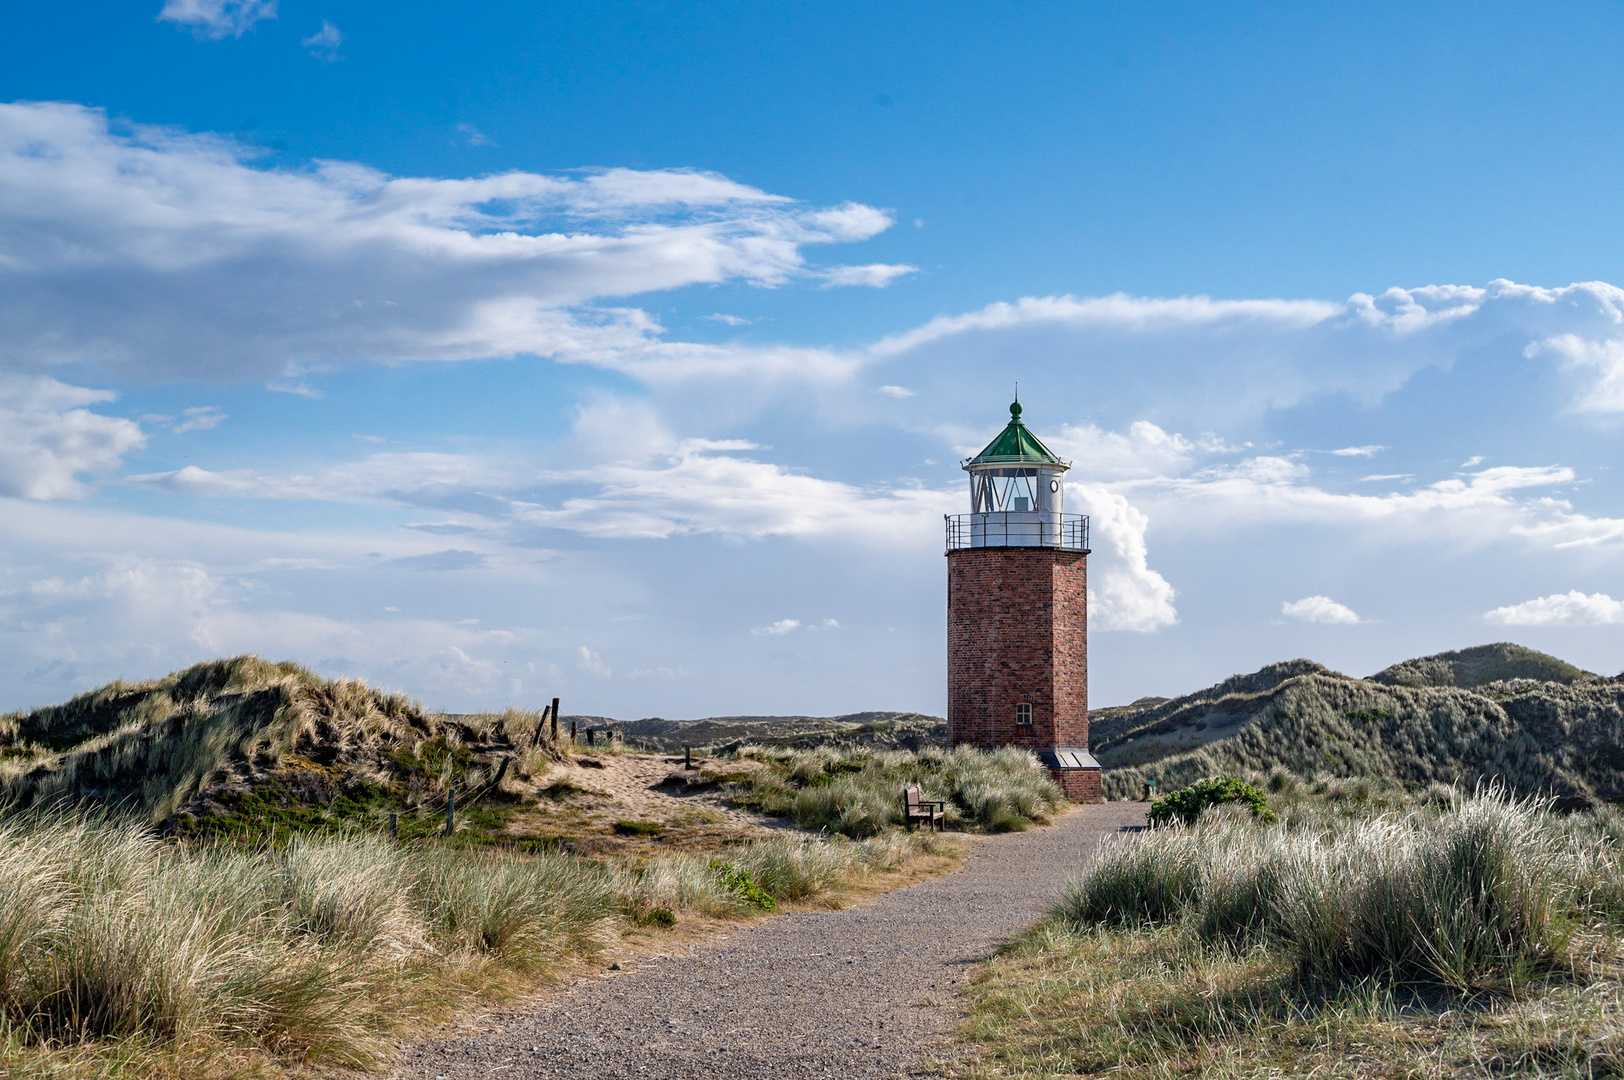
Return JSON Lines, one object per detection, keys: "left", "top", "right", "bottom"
{"left": 396, "top": 802, "right": 1146, "bottom": 1079}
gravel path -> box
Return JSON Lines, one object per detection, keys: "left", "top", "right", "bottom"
{"left": 396, "top": 802, "right": 1147, "bottom": 1080}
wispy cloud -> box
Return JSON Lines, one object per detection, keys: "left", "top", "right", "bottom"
{"left": 301, "top": 20, "right": 343, "bottom": 61}
{"left": 0, "top": 103, "right": 896, "bottom": 385}
{"left": 702, "top": 313, "right": 751, "bottom": 326}
{"left": 1330, "top": 444, "right": 1387, "bottom": 457}
{"left": 752, "top": 619, "right": 800, "bottom": 636}
{"left": 157, "top": 0, "right": 276, "bottom": 39}
{"left": 878, "top": 385, "right": 916, "bottom": 398}
{"left": 821, "top": 263, "right": 917, "bottom": 288}
{"left": 172, "top": 406, "right": 226, "bottom": 433}
{"left": 456, "top": 123, "right": 489, "bottom": 146}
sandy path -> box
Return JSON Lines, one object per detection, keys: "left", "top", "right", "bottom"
{"left": 395, "top": 802, "right": 1147, "bottom": 1079}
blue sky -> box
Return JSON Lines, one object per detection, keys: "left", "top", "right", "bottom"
{"left": 4, "top": 1, "right": 1624, "bottom": 717}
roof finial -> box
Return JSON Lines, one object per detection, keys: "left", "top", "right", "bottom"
{"left": 1010, "top": 383, "right": 1022, "bottom": 420}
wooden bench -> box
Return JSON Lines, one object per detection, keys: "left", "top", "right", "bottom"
{"left": 903, "top": 786, "right": 945, "bottom": 832}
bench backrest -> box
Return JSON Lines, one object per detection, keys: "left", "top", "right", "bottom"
{"left": 904, "top": 786, "right": 922, "bottom": 810}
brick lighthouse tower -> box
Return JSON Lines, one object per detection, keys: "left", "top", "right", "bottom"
{"left": 945, "top": 399, "right": 1103, "bottom": 801}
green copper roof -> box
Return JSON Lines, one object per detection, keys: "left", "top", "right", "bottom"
{"left": 967, "top": 400, "right": 1066, "bottom": 466}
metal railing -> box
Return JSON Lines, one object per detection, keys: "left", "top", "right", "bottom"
{"left": 944, "top": 512, "right": 1090, "bottom": 553}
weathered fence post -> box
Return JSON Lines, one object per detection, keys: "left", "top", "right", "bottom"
{"left": 530, "top": 704, "right": 552, "bottom": 750}
{"left": 685, "top": 745, "right": 692, "bottom": 770}
{"left": 570, "top": 720, "right": 577, "bottom": 742}
{"left": 444, "top": 787, "right": 455, "bottom": 836}
{"left": 587, "top": 727, "right": 596, "bottom": 746}
{"left": 389, "top": 811, "right": 398, "bottom": 839}
{"left": 551, "top": 697, "right": 561, "bottom": 740}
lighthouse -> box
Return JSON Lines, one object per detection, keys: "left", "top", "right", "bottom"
{"left": 944, "top": 399, "right": 1103, "bottom": 801}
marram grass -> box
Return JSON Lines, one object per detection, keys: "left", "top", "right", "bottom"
{"left": 0, "top": 811, "right": 944, "bottom": 1078}
{"left": 954, "top": 788, "right": 1624, "bottom": 1080}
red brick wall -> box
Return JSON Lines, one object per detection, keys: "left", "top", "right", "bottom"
{"left": 946, "top": 548, "right": 1089, "bottom": 751}
{"left": 1050, "top": 767, "right": 1103, "bottom": 803}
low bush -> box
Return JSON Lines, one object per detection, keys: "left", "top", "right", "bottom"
{"left": 1148, "top": 777, "right": 1275, "bottom": 827}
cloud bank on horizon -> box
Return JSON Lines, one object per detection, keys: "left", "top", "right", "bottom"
{"left": 4, "top": 102, "right": 1624, "bottom": 713}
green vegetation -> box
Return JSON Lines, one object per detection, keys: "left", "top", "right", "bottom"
{"left": 1092, "top": 643, "right": 1624, "bottom": 806}
{"left": 0, "top": 656, "right": 561, "bottom": 840}
{"left": 607, "top": 710, "right": 946, "bottom": 753}
{"left": 728, "top": 744, "right": 1065, "bottom": 836}
{"left": 0, "top": 813, "right": 949, "bottom": 1078}
{"left": 1147, "top": 776, "right": 1274, "bottom": 827}
{"left": 956, "top": 789, "right": 1624, "bottom": 1079}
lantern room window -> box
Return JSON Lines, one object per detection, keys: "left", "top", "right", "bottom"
{"left": 1015, "top": 702, "right": 1033, "bottom": 725}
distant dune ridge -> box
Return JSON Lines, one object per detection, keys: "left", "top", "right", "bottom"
{"left": 1092, "top": 642, "right": 1624, "bottom": 805}
{"left": 2, "top": 642, "right": 1619, "bottom": 820}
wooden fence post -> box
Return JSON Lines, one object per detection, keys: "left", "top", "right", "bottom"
{"left": 389, "top": 811, "right": 398, "bottom": 839}
{"left": 551, "top": 697, "right": 561, "bottom": 739}
{"left": 685, "top": 745, "right": 692, "bottom": 770}
{"left": 444, "top": 788, "right": 455, "bottom": 837}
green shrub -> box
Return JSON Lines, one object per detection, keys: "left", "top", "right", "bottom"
{"left": 611, "top": 820, "right": 664, "bottom": 836}
{"left": 1148, "top": 777, "right": 1275, "bottom": 827}
{"left": 707, "top": 859, "right": 777, "bottom": 911}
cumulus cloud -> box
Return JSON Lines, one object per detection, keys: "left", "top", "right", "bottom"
{"left": 157, "top": 0, "right": 276, "bottom": 39}
{"left": 0, "top": 375, "right": 145, "bottom": 499}
{"left": 752, "top": 619, "right": 800, "bottom": 636}
{"left": 0, "top": 103, "right": 893, "bottom": 384}
{"left": 1483, "top": 590, "right": 1624, "bottom": 626}
{"left": 1282, "top": 595, "right": 1363, "bottom": 624}
{"left": 1067, "top": 483, "right": 1177, "bottom": 631}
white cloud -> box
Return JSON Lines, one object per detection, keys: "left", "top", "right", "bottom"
{"left": 456, "top": 124, "right": 491, "bottom": 147}
{"left": 1360, "top": 473, "right": 1413, "bottom": 482}
{"left": 1483, "top": 590, "right": 1624, "bottom": 627}
{"left": 302, "top": 20, "right": 343, "bottom": 61}
{"left": 1461, "top": 456, "right": 1485, "bottom": 467}
{"left": 1282, "top": 595, "right": 1363, "bottom": 624}
{"left": 171, "top": 406, "right": 226, "bottom": 433}
{"left": 752, "top": 619, "right": 800, "bottom": 636}
{"left": 821, "top": 263, "right": 917, "bottom": 288}
{"left": 1068, "top": 483, "right": 1178, "bottom": 631}
{"left": 702, "top": 313, "right": 751, "bottom": 326}
{"left": 1048, "top": 420, "right": 1237, "bottom": 482}
{"left": 0, "top": 376, "right": 145, "bottom": 499}
{"left": 157, "top": 0, "right": 276, "bottom": 39}
{"left": 1330, "top": 444, "right": 1387, "bottom": 457}
{"left": 878, "top": 385, "right": 916, "bottom": 398}
{"left": 576, "top": 646, "right": 612, "bottom": 678}
{"left": 0, "top": 103, "right": 893, "bottom": 385}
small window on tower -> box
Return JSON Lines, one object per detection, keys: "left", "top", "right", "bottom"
{"left": 1015, "top": 702, "right": 1033, "bottom": 725}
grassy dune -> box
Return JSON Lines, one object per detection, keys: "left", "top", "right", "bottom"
{"left": 956, "top": 787, "right": 1624, "bottom": 1079}
{"left": 0, "top": 656, "right": 558, "bottom": 837}
{"left": 1093, "top": 644, "right": 1624, "bottom": 806}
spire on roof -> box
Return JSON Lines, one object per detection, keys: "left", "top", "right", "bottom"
{"left": 965, "top": 398, "right": 1066, "bottom": 468}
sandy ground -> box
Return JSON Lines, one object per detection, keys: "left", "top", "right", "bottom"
{"left": 394, "top": 801, "right": 1148, "bottom": 1079}
{"left": 499, "top": 751, "right": 785, "bottom": 852}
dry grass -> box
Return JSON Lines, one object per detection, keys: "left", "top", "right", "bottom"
{"left": 954, "top": 789, "right": 1624, "bottom": 1079}
{"left": 0, "top": 811, "right": 951, "bottom": 1079}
